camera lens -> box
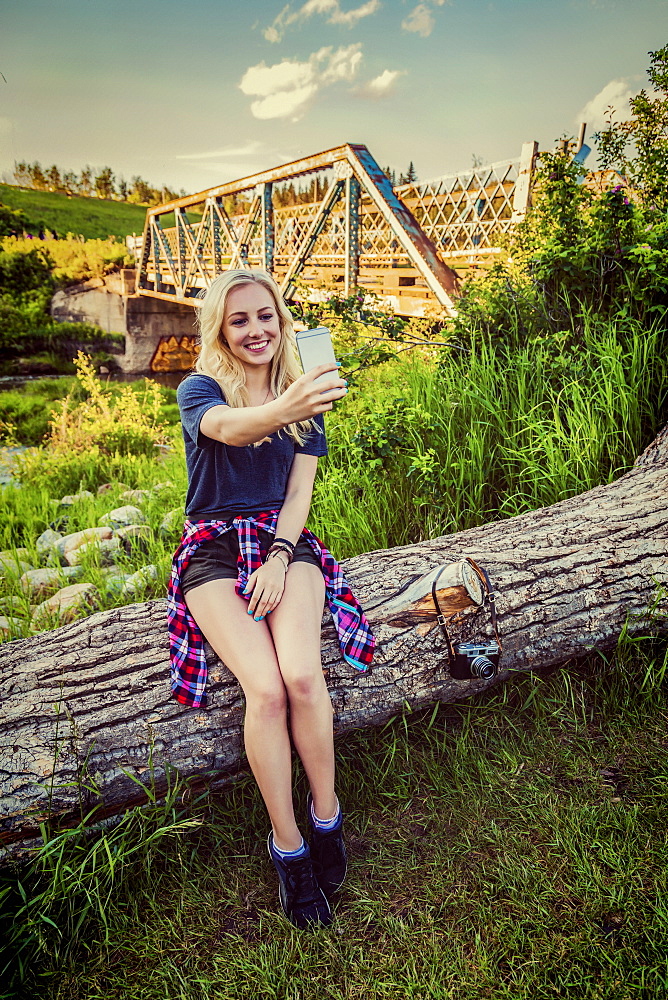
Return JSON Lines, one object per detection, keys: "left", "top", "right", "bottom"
{"left": 470, "top": 655, "right": 497, "bottom": 680}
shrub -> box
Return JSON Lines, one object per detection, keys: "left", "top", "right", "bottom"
{"left": 1, "top": 234, "right": 131, "bottom": 285}
{"left": 0, "top": 245, "right": 53, "bottom": 300}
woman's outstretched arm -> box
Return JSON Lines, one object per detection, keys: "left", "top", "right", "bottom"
{"left": 200, "top": 365, "right": 346, "bottom": 447}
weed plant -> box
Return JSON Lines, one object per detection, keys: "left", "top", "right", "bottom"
{"left": 2, "top": 634, "right": 667, "bottom": 998}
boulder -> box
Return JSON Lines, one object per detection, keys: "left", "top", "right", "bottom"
{"left": 59, "top": 491, "right": 94, "bottom": 506}
{"left": 99, "top": 505, "right": 147, "bottom": 530}
{"left": 118, "top": 489, "right": 151, "bottom": 505}
{"left": 159, "top": 508, "right": 184, "bottom": 539}
{"left": 149, "top": 481, "right": 175, "bottom": 496}
{"left": 36, "top": 529, "right": 64, "bottom": 563}
{"left": 0, "top": 551, "right": 32, "bottom": 579}
{"left": 97, "top": 483, "right": 129, "bottom": 496}
{"left": 0, "top": 595, "right": 23, "bottom": 612}
{"left": 99, "top": 570, "right": 132, "bottom": 596}
{"left": 115, "top": 524, "right": 153, "bottom": 553}
{"left": 32, "top": 583, "right": 100, "bottom": 627}
{"left": 120, "top": 564, "right": 159, "bottom": 597}
{"left": 69, "top": 536, "right": 122, "bottom": 567}
{"left": 58, "top": 527, "right": 114, "bottom": 565}
{"left": 20, "top": 568, "right": 66, "bottom": 599}
{"left": 0, "top": 615, "right": 22, "bottom": 639}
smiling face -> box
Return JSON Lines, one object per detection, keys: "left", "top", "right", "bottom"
{"left": 220, "top": 281, "right": 282, "bottom": 375}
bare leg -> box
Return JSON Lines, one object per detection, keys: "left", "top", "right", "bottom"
{"left": 184, "top": 580, "right": 302, "bottom": 851}
{"left": 268, "top": 563, "right": 338, "bottom": 820}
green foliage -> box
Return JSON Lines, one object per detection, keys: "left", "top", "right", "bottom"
{"left": 292, "top": 285, "right": 452, "bottom": 382}
{"left": 1, "top": 234, "right": 131, "bottom": 285}
{"left": 597, "top": 44, "right": 668, "bottom": 211}
{"left": 0, "top": 238, "right": 129, "bottom": 374}
{"left": 0, "top": 201, "right": 29, "bottom": 237}
{"left": 308, "top": 310, "right": 667, "bottom": 555}
{"left": 0, "top": 244, "right": 53, "bottom": 301}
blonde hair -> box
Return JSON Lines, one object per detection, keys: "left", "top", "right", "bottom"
{"left": 195, "top": 268, "right": 315, "bottom": 445}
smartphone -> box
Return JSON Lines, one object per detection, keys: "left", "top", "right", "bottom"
{"left": 295, "top": 327, "right": 338, "bottom": 385}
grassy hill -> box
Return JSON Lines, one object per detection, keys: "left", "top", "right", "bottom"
{"left": 0, "top": 184, "right": 149, "bottom": 240}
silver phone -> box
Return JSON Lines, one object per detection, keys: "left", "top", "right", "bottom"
{"left": 295, "top": 326, "right": 338, "bottom": 385}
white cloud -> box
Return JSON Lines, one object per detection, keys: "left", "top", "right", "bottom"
{"left": 240, "top": 59, "right": 314, "bottom": 98}
{"left": 402, "top": 3, "right": 435, "bottom": 36}
{"left": 328, "top": 0, "right": 381, "bottom": 26}
{"left": 175, "top": 142, "right": 264, "bottom": 161}
{"left": 577, "top": 78, "right": 639, "bottom": 130}
{"left": 363, "top": 69, "right": 406, "bottom": 97}
{"left": 264, "top": 0, "right": 380, "bottom": 42}
{"left": 240, "top": 45, "right": 363, "bottom": 120}
{"left": 250, "top": 85, "right": 320, "bottom": 120}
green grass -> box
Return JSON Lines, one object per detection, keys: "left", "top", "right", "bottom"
{"left": 0, "top": 185, "right": 148, "bottom": 241}
{"left": 2, "top": 636, "right": 667, "bottom": 998}
{"left": 310, "top": 311, "right": 668, "bottom": 557}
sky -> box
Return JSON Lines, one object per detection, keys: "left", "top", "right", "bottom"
{"left": 1, "top": 0, "right": 667, "bottom": 195}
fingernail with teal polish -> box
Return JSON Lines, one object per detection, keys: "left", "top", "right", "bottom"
{"left": 255, "top": 616, "right": 262, "bottom": 621}
{"left": 247, "top": 608, "right": 252, "bottom": 614}
{"left": 343, "top": 380, "right": 348, "bottom": 386}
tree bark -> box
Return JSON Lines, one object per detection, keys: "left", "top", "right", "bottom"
{"left": 1, "top": 426, "right": 667, "bottom": 858}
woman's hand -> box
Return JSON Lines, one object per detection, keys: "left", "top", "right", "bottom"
{"left": 243, "top": 555, "right": 288, "bottom": 620}
{"left": 279, "top": 364, "right": 348, "bottom": 423}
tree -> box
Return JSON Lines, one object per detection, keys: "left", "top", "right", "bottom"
{"left": 597, "top": 44, "right": 668, "bottom": 210}
{"left": 13, "top": 161, "right": 31, "bottom": 187}
{"left": 382, "top": 165, "right": 396, "bottom": 186}
{"left": 27, "top": 161, "right": 46, "bottom": 190}
{"left": 94, "top": 167, "right": 115, "bottom": 200}
{"left": 79, "top": 166, "right": 92, "bottom": 197}
{"left": 45, "top": 164, "right": 62, "bottom": 192}
{"left": 128, "top": 176, "right": 153, "bottom": 205}
{"left": 405, "top": 161, "right": 417, "bottom": 184}
{"left": 61, "top": 170, "right": 78, "bottom": 196}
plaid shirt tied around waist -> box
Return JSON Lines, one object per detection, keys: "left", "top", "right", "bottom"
{"left": 168, "top": 511, "right": 375, "bottom": 708}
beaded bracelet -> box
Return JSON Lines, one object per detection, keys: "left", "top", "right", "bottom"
{"left": 269, "top": 541, "right": 294, "bottom": 564}
{"left": 267, "top": 549, "right": 290, "bottom": 571}
{"left": 272, "top": 537, "right": 295, "bottom": 552}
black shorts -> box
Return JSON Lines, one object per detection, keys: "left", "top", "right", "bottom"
{"left": 181, "top": 528, "right": 321, "bottom": 596}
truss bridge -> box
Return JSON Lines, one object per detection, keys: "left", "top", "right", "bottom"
{"left": 136, "top": 140, "right": 538, "bottom": 318}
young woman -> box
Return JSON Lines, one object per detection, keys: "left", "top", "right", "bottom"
{"left": 167, "top": 268, "right": 374, "bottom": 930}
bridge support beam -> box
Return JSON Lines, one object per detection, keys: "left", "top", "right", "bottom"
{"left": 345, "top": 174, "right": 361, "bottom": 295}
{"left": 261, "top": 183, "right": 274, "bottom": 274}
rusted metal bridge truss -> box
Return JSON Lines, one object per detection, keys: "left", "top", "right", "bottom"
{"left": 137, "top": 141, "right": 538, "bottom": 317}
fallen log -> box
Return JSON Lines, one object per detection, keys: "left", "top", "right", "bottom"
{"left": 1, "top": 425, "right": 667, "bottom": 858}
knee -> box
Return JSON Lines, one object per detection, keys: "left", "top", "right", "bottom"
{"left": 283, "top": 668, "right": 326, "bottom": 704}
{"left": 246, "top": 681, "right": 288, "bottom": 720}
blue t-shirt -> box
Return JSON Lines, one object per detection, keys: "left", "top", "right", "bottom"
{"left": 177, "top": 373, "right": 327, "bottom": 519}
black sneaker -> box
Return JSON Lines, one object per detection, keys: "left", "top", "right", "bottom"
{"left": 267, "top": 833, "right": 332, "bottom": 930}
{"left": 307, "top": 793, "right": 348, "bottom": 897}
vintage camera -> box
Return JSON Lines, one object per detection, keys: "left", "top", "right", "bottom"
{"left": 450, "top": 639, "right": 501, "bottom": 680}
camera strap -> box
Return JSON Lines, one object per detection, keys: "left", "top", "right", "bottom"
{"left": 431, "top": 557, "right": 502, "bottom": 668}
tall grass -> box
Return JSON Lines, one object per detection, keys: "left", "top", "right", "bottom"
{"left": 310, "top": 312, "right": 667, "bottom": 556}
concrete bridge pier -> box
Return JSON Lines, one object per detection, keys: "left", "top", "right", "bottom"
{"left": 51, "top": 269, "right": 199, "bottom": 374}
